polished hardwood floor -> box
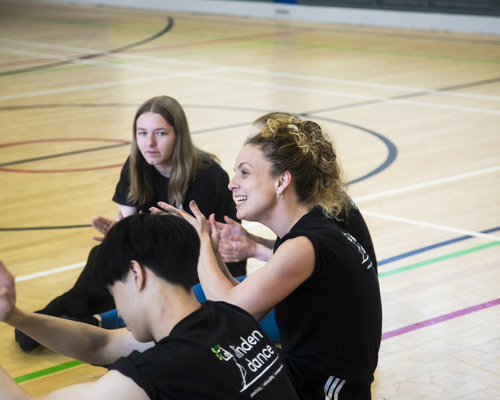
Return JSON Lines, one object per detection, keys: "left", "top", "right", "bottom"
{"left": 0, "top": 0, "right": 499, "bottom": 398}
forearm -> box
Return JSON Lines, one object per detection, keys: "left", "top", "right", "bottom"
{"left": 248, "top": 233, "right": 275, "bottom": 250}
{"left": 198, "top": 238, "right": 239, "bottom": 301}
{"left": 0, "top": 364, "right": 31, "bottom": 400}
{"left": 6, "top": 308, "right": 112, "bottom": 365}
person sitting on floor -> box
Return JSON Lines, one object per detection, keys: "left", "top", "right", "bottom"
{"left": 0, "top": 213, "right": 298, "bottom": 400}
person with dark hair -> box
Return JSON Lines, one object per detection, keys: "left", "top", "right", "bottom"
{"left": 15, "top": 95, "right": 246, "bottom": 352}
{"left": 157, "top": 114, "right": 382, "bottom": 400}
{"left": 0, "top": 214, "right": 299, "bottom": 400}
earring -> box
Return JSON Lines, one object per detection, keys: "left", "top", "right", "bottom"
{"left": 277, "top": 193, "right": 283, "bottom": 199}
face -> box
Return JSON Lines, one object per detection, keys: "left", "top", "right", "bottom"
{"left": 136, "top": 112, "right": 176, "bottom": 177}
{"left": 109, "top": 274, "right": 151, "bottom": 343}
{"left": 229, "top": 144, "right": 279, "bottom": 222}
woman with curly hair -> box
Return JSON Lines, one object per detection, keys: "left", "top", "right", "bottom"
{"left": 159, "top": 114, "right": 382, "bottom": 400}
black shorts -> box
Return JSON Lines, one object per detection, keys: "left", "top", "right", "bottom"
{"left": 283, "top": 357, "right": 371, "bottom": 400}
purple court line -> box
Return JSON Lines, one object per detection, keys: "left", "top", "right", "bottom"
{"left": 382, "top": 298, "right": 500, "bottom": 340}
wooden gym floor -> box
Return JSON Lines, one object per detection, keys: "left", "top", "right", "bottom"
{"left": 0, "top": 0, "right": 499, "bottom": 398}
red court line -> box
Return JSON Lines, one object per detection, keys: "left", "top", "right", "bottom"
{"left": 382, "top": 298, "right": 500, "bottom": 340}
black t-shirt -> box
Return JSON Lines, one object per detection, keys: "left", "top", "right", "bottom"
{"left": 337, "top": 201, "right": 377, "bottom": 273}
{"left": 112, "top": 157, "right": 246, "bottom": 276}
{"left": 273, "top": 208, "right": 382, "bottom": 387}
{"left": 109, "top": 301, "right": 299, "bottom": 400}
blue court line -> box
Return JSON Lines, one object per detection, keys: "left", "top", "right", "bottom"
{"left": 378, "top": 226, "right": 500, "bottom": 267}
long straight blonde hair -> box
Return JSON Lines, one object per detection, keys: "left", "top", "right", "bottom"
{"left": 128, "top": 96, "right": 217, "bottom": 208}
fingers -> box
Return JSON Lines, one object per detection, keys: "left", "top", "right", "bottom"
{"left": 91, "top": 236, "right": 104, "bottom": 242}
{"left": 224, "top": 216, "right": 238, "bottom": 226}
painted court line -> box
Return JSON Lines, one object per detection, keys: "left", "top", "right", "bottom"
{"left": 377, "top": 241, "right": 500, "bottom": 278}
{"left": 354, "top": 165, "right": 500, "bottom": 203}
{"left": 378, "top": 226, "right": 500, "bottom": 266}
{"left": 2, "top": 52, "right": 500, "bottom": 115}
{"left": 362, "top": 211, "right": 500, "bottom": 242}
{"left": 15, "top": 263, "right": 86, "bottom": 282}
{"left": 382, "top": 298, "right": 500, "bottom": 340}
{"left": 14, "top": 360, "right": 83, "bottom": 383}
{"left": 12, "top": 233, "right": 499, "bottom": 382}
{"left": 2, "top": 38, "right": 500, "bottom": 101}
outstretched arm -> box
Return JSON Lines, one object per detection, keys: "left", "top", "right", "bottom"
{"left": 0, "top": 261, "right": 152, "bottom": 366}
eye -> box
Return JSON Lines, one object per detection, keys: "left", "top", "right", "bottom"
{"left": 137, "top": 131, "right": 147, "bottom": 136}
{"left": 156, "top": 131, "right": 167, "bottom": 136}
{"left": 240, "top": 170, "right": 249, "bottom": 177}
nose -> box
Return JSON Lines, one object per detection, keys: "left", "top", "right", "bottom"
{"left": 228, "top": 175, "right": 238, "bottom": 192}
{"left": 147, "top": 133, "right": 156, "bottom": 147}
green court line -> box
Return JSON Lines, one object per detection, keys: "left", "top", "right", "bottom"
{"left": 13, "top": 239, "right": 500, "bottom": 384}
{"left": 14, "top": 360, "right": 83, "bottom": 384}
{"left": 378, "top": 241, "right": 500, "bottom": 278}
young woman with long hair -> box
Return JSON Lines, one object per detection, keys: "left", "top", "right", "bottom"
{"left": 15, "top": 96, "right": 245, "bottom": 352}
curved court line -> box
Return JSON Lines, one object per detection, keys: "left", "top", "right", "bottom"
{"left": 362, "top": 211, "right": 500, "bottom": 241}
{"left": 354, "top": 165, "right": 500, "bottom": 203}
{"left": 0, "top": 17, "right": 174, "bottom": 77}
{"left": 308, "top": 116, "right": 398, "bottom": 185}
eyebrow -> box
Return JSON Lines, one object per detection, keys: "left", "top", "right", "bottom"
{"left": 234, "top": 161, "right": 251, "bottom": 171}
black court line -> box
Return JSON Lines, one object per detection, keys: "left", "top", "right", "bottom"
{"left": 0, "top": 142, "right": 130, "bottom": 168}
{"left": 306, "top": 76, "right": 500, "bottom": 115}
{"left": 301, "top": 115, "right": 398, "bottom": 185}
{"left": 0, "top": 17, "right": 174, "bottom": 77}
{"left": 0, "top": 225, "right": 91, "bottom": 231}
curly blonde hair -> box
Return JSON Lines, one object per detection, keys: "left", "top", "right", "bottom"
{"left": 246, "top": 114, "right": 350, "bottom": 220}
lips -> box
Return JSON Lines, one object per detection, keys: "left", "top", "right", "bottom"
{"left": 234, "top": 195, "right": 247, "bottom": 207}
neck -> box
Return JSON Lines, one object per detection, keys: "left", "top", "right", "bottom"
{"left": 147, "top": 283, "right": 201, "bottom": 341}
{"left": 262, "top": 200, "right": 311, "bottom": 239}
{"left": 154, "top": 163, "right": 173, "bottom": 178}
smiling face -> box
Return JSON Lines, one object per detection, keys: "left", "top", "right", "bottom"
{"left": 136, "top": 112, "right": 176, "bottom": 177}
{"left": 229, "top": 144, "right": 279, "bottom": 223}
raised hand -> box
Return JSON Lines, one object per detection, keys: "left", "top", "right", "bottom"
{"left": 91, "top": 210, "right": 124, "bottom": 242}
{"left": 219, "top": 234, "right": 257, "bottom": 263}
{"left": 0, "top": 260, "right": 16, "bottom": 322}
{"left": 216, "top": 216, "right": 248, "bottom": 241}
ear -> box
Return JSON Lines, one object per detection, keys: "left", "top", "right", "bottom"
{"left": 276, "top": 171, "right": 292, "bottom": 196}
{"left": 128, "top": 260, "right": 146, "bottom": 291}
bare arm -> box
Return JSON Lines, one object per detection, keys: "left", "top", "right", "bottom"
{"left": 158, "top": 202, "right": 315, "bottom": 318}
{"left": 0, "top": 368, "right": 149, "bottom": 400}
{"left": 0, "top": 262, "right": 152, "bottom": 366}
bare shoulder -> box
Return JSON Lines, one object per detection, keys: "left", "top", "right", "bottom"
{"left": 41, "top": 370, "right": 149, "bottom": 400}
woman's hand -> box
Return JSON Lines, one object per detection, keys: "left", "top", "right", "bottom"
{"left": 151, "top": 201, "right": 219, "bottom": 253}
{"left": 91, "top": 210, "right": 124, "bottom": 242}
{"left": 0, "top": 260, "right": 16, "bottom": 323}
{"left": 216, "top": 216, "right": 248, "bottom": 240}
{"left": 219, "top": 234, "right": 256, "bottom": 263}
